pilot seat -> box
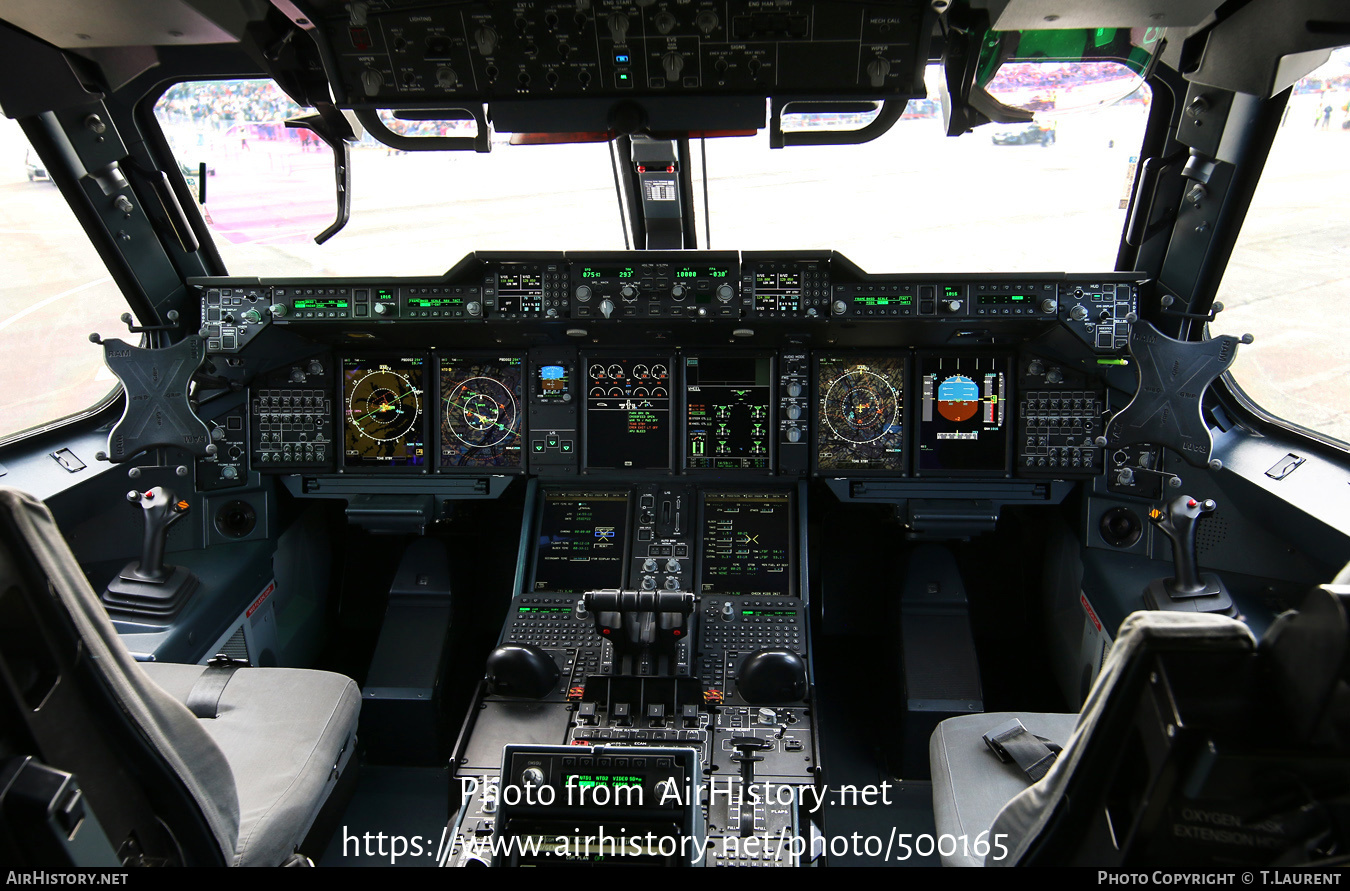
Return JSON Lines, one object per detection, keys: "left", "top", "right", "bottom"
{"left": 0, "top": 487, "right": 360, "bottom": 867}
{"left": 930, "top": 576, "right": 1350, "bottom": 866}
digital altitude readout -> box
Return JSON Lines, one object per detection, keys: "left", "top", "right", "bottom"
{"left": 585, "top": 358, "right": 671, "bottom": 470}
{"left": 439, "top": 356, "right": 523, "bottom": 470}
{"left": 815, "top": 356, "right": 905, "bottom": 471}
{"left": 341, "top": 357, "right": 427, "bottom": 469}
{"left": 685, "top": 356, "right": 772, "bottom": 470}
{"left": 916, "top": 354, "right": 1011, "bottom": 475}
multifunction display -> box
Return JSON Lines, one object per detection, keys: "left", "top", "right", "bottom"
{"left": 532, "top": 491, "right": 630, "bottom": 594}
{"left": 815, "top": 355, "right": 906, "bottom": 472}
{"left": 700, "top": 492, "right": 793, "bottom": 597}
{"left": 439, "top": 356, "right": 524, "bottom": 470}
{"left": 341, "top": 356, "right": 427, "bottom": 470}
{"left": 684, "top": 355, "right": 772, "bottom": 470}
{"left": 585, "top": 357, "right": 672, "bottom": 470}
{"left": 916, "top": 354, "right": 1011, "bottom": 475}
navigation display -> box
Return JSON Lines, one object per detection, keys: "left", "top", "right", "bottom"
{"left": 815, "top": 355, "right": 906, "bottom": 472}
{"left": 700, "top": 492, "right": 794, "bottom": 597}
{"left": 532, "top": 491, "right": 630, "bottom": 593}
{"left": 341, "top": 356, "right": 427, "bottom": 470}
{"left": 439, "top": 355, "right": 524, "bottom": 470}
{"left": 584, "top": 357, "right": 672, "bottom": 470}
{"left": 684, "top": 355, "right": 772, "bottom": 470}
{"left": 916, "top": 354, "right": 1011, "bottom": 475}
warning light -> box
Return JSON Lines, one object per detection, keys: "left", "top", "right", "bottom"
{"left": 1187, "top": 498, "right": 1197, "bottom": 508}
{"left": 601, "top": 628, "right": 610, "bottom": 634}
{"left": 672, "top": 629, "right": 681, "bottom": 636}
{"left": 666, "top": 165, "right": 674, "bottom": 173}
{"left": 176, "top": 500, "right": 189, "bottom": 510}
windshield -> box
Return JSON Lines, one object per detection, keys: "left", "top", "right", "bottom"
{"left": 153, "top": 62, "right": 1149, "bottom": 276}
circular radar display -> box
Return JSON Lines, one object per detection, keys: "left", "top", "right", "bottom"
{"left": 823, "top": 368, "right": 901, "bottom": 444}
{"left": 937, "top": 374, "right": 980, "bottom": 422}
{"left": 346, "top": 369, "right": 422, "bottom": 445}
{"left": 445, "top": 377, "right": 519, "bottom": 449}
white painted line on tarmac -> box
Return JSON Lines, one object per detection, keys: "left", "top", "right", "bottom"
{"left": 0, "top": 276, "right": 112, "bottom": 333}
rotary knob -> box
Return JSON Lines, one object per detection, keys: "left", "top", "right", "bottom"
{"left": 474, "top": 26, "right": 498, "bottom": 54}
{"left": 786, "top": 404, "right": 802, "bottom": 420}
{"left": 643, "top": 558, "right": 659, "bottom": 573}
{"left": 360, "top": 68, "right": 383, "bottom": 96}
{"left": 942, "top": 299, "right": 962, "bottom": 313}
{"left": 1070, "top": 305, "right": 1089, "bottom": 322}
{"left": 641, "top": 575, "right": 656, "bottom": 590}
{"left": 786, "top": 427, "right": 802, "bottom": 443}
{"left": 832, "top": 300, "right": 847, "bottom": 315}
{"left": 599, "top": 298, "right": 615, "bottom": 319}
{"left": 269, "top": 303, "right": 288, "bottom": 318}
{"left": 620, "top": 284, "right": 638, "bottom": 300}
{"left": 575, "top": 285, "right": 592, "bottom": 302}
{"left": 241, "top": 308, "right": 263, "bottom": 324}
{"left": 521, "top": 767, "right": 545, "bottom": 786}
{"left": 716, "top": 283, "right": 735, "bottom": 303}
{"left": 664, "top": 576, "right": 680, "bottom": 590}
{"left": 662, "top": 53, "right": 685, "bottom": 81}
{"left": 665, "top": 559, "right": 681, "bottom": 574}
{"left": 786, "top": 381, "right": 802, "bottom": 398}
{"left": 608, "top": 13, "right": 629, "bottom": 43}
{"left": 866, "top": 57, "right": 891, "bottom": 88}
{"left": 1040, "top": 298, "right": 1058, "bottom": 314}
{"left": 655, "top": 11, "right": 676, "bottom": 33}
{"left": 436, "top": 67, "right": 458, "bottom": 88}
{"left": 374, "top": 303, "right": 390, "bottom": 315}
{"left": 695, "top": 10, "right": 719, "bottom": 33}
{"left": 670, "top": 284, "right": 687, "bottom": 300}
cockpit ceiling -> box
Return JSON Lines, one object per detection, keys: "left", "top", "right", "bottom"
{"left": 971, "top": 0, "right": 1221, "bottom": 31}
{"left": 0, "top": 0, "right": 1234, "bottom": 51}
{"left": 0, "top": 0, "right": 245, "bottom": 48}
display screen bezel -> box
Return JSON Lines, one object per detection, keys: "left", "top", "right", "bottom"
{"left": 580, "top": 352, "right": 676, "bottom": 473}
{"left": 696, "top": 489, "right": 798, "bottom": 599}
{"left": 912, "top": 351, "right": 1014, "bottom": 478}
{"left": 681, "top": 351, "right": 776, "bottom": 475}
{"left": 529, "top": 488, "right": 633, "bottom": 595}
{"left": 811, "top": 352, "right": 910, "bottom": 477}
{"left": 337, "top": 352, "right": 431, "bottom": 473}
{"left": 436, "top": 351, "right": 528, "bottom": 474}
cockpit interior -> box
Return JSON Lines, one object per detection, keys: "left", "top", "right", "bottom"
{"left": 1, "top": 0, "right": 1349, "bottom": 870}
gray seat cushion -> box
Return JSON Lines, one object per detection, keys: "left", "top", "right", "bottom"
{"left": 143, "top": 661, "right": 360, "bottom": 866}
{"left": 929, "top": 711, "right": 1080, "bottom": 867}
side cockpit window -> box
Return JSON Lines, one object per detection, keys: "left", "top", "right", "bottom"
{"left": 1212, "top": 47, "right": 1350, "bottom": 445}
{"left": 0, "top": 119, "right": 130, "bottom": 443}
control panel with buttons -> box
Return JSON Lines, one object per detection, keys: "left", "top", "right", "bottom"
{"left": 248, "top": 354, "right": 334, "bottom": 472}
{"left": 632, "top": 484, "right": 695, "bottom": 594}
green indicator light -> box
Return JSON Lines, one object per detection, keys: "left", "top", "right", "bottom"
{"left": 1097, "top": 358, "right": 1130, "bottom": 366}
{"left": 1012, "top": 295, "right": 1025, "bottom": 301}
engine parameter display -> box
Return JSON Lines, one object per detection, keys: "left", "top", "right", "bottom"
{"left": 440, "top": 356, "right": 524, "bottom": 470}
{"left": 700, "top": 492, "right": 793, "bottom": 596}
{"left": 341, "top": 356, "right": 427, "bottom": 469}
{"left": 533, "top": 491, "right": 630, "bottom": 593}
{"left": 685, "top": 356, "right": 772, "bottom": 470}
{"left": 585, "top": 357, "right": 672, "bottom": 470}
{"left": 916, "top": 354, "right": 1011, "bottom": 475}
{"left": 815, "top": 355, "right": 905, "bottom": 471}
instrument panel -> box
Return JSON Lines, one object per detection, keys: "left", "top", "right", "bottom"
{"left": 236, "top": 344, "right": 1106, "bottom": 480}
{"left": 201, "top": 251, "right": 1133, "bottom": 484}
